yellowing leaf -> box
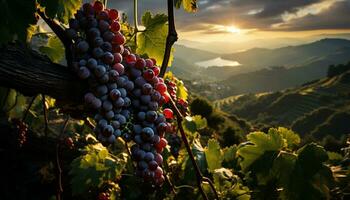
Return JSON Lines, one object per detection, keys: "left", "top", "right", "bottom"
{"left": 175, "top": 0, "right": 198, "bottom": 12}
{"left": 39, "top": 36, "right": 65, "bottom": 63}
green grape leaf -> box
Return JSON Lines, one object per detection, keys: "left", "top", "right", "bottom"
{"left": 271, "top": 152, "right": 297, "bottom": 186}
{"left": 39, "top": 36, "right": 65, "bottom": 63}
{"left": 174, "top": 0, "right": 198, "bottom": 12}
{"left": 183, "top": 115, "right": 207, "bottom": 133}
{"left": 279, "top": 143, "right": 332, "bottom": 200}
{"left": 273, "top": 127, "right": 300, "bottom": 149}
{"left": 137, "top": 12, "right": 173, "bottom": 66}
{"left": 222, "top": 145, "right": 237, "bottom": 162}
{"left": 205, "top": 139, "right": 223, "bottom": 171}
{"left": 296, "top": 143, "right": 329, "bottom": 177}
{"left": 57, "top": 0, "right": 82, "bottom": 24}
{"left": 38, "top": 0, "right": 81, "bottom": 24}
{"left": 0, "top": 0, "right": 37, "bottom": 44}
{"left": 237, "top": 131, "right": 285, "bottom": 171}
{"left": 69, "top": 144, "right": 127, "bottom": 196}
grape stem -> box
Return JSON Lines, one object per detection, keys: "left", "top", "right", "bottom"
{"left": 169, "top": 98, "right": 220, "bottom": 200}
{"left": 56, "top": 116, "right": 70, "bottom": 200}
{"left": 159, "top": 0, "right": 178, "bottom": 78}
{"left": 134, "top": 0, "right": 139, "bottom": 47}
{"left": 22, "top": 96, "right": 37, "bottom": 121}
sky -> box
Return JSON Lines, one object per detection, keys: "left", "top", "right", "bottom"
{"left": 110, "top": 0, "right": 350, "bottom": 52}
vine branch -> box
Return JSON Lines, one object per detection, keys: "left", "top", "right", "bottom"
{"left": 159, "top": 0, "right": 178, "bottom": 78}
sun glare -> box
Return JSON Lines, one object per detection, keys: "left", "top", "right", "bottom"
{"left": 226, "top": 26, "right": 241, "bottom": 34}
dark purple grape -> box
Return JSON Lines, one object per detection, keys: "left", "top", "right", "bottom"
{"left": 137, "top": 112, "right": 146, "bottom": 121}
{"left": 103, "top": 125, "right": 114, "bottom": 137}
{"left": 95, "top": 85, "right": 108, "bottom": 96}
{"left": 99, "top": 20, "right": 110, "bottom": 32}
{"left": 148, "top": 161, "right": 158, "bottom": 171}
{"left": 103, "top": 52, "right": 114, "bottom": 64}
{"left": 123, "top": 97, "right": 131, "bottom": 107}
{"left": 116, "top": 76, "right": 126, "bottom": 87}
{"left": 105, "top": 110, "right": 115, "bottom": 119}
{"left": 114, "top": 129, "right": 122, "bottom": 137}
{"left": 151, "top": 91, "right": 161, "bottom": 101}
{"left": 144, "top": 152, "right": 155, "bottom": 162}
{"left": 99, "top": 73, "right": 109, "bottom": 83}
{"left": 107, "top": 83, "right": 118, "bottom": 90}
{"left": 91, "top": 98, "right": 102, "bottom": 109}
{"left": 138, "top": 161, "right": 148, "bottom": 170}
{"left": 114, "top": 97, "right": 124, "bottom": 108}
{"left": 142, "top": 83, "right": 153, "bottom": 95}
{"left": 135, "top": 77, "right": 147, "bottom": 87}
{"left": 94, "top": 65, "right": 106, "bottom": 77}
{"left": 88, "top": 27, "right": 100, "bottom": 38}
{"left": 93, "top": 37, "right": 104, "bottom": 47}
{"left": 125, "top": 81, "right": 134, "bottom": 91}
{"left": 118, "top": 88, "right": 127, "bottom": 98}
{"left": 78, "top": 67, "right": 91, "bottom": 79}
{"left": 107, "top": 134, "right": 116, "bottom": 143}
{"left": 92, "top": 47, "right": 104, "bottom": 58}
{"left": 115, "top": 114, "right": 126, "bottom": 125}
{"left": 102, "top": 100, "right": 113, "bottom": 111}
{"left": 109, "top": 70, "right": 119, "bottom": 81}
{"left": 146, "top": 111, "right": 157, "bottom": 122}
{"left": 103, "top": 31, "right": 115, "bottom": 42}
{"left": 141, "top": 127, "right": 154, "bottom": 141}
{"left": 87, "top": 58, "right": 98, "bottom": 69}
{"left": 101, "top": 42, "right": 112, "bottom": 52}
{"left": 130, "top": 68, "right": 142, "bottom": 78}
{"left": 148, "top": 101, "right": 158, "bottom": 111}
{"left": 77, "top": 41, "right": 89, "bottom": 53}
{"left": 111, "top": 120, "right": 120, "bottom": 129}
{"left": 87, "top": 16, "right": 98, "bottom": 28}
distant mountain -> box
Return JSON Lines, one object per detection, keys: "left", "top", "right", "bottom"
{"left": 214, "top": 68, "right": 350, "bottom": 139}
{"left": 222, "top": 38, "right": 350, "bottom": 69}
{"left": 173, "top": 38, "right": 350, "bottom": 82}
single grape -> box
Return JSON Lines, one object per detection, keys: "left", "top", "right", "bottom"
{"left": 113, "top": 63, "right": 125, "bottom": 75}
{"left": 78, "top": 67, "right": 91, "bottom": 79}
{"left": 109, "top": 9, "right": 119, "bottom": 20}
{"left": 76, "top": 41, "right": 89, "bottom": 53}
{"left": 112, "top": 32, "right": 125, "bottom": 45}
{"left": 92, "top": 47, "right": 104, "bottom": 58}
{"left": 101, "top": 42, "right": 112, "bottom": 52}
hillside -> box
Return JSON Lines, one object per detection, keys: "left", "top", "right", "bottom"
{"left": 173, "top": 39, "right": 350, "bottom": 84}
{"left": 215, "top": 67, "right": 350, "bottom": 139}
{"left": 222, "top": 38, "right": 350, "bottom": 69}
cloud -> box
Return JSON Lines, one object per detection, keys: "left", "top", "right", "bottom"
{"left": 108, "top": 0, "right": 350, "bottom": 33}
{"left": 274, "top": 1, "right": 350, "bottom": 31}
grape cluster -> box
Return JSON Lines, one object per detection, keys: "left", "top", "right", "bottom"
{"left": 12, "top": 119, "right": 28, "bottom": 147}
{"left": 165, "top": 79, "right": 189, "bottom": 116}
{"left": 168, "top": 133, "right": 182, "bottom": 158}
{"left": 66, "top": 1, "right": 173, "bottom": 186}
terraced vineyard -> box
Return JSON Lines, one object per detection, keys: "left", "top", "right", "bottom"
{"left": 215, "top": 70, "right": 350, "bottom": 127}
